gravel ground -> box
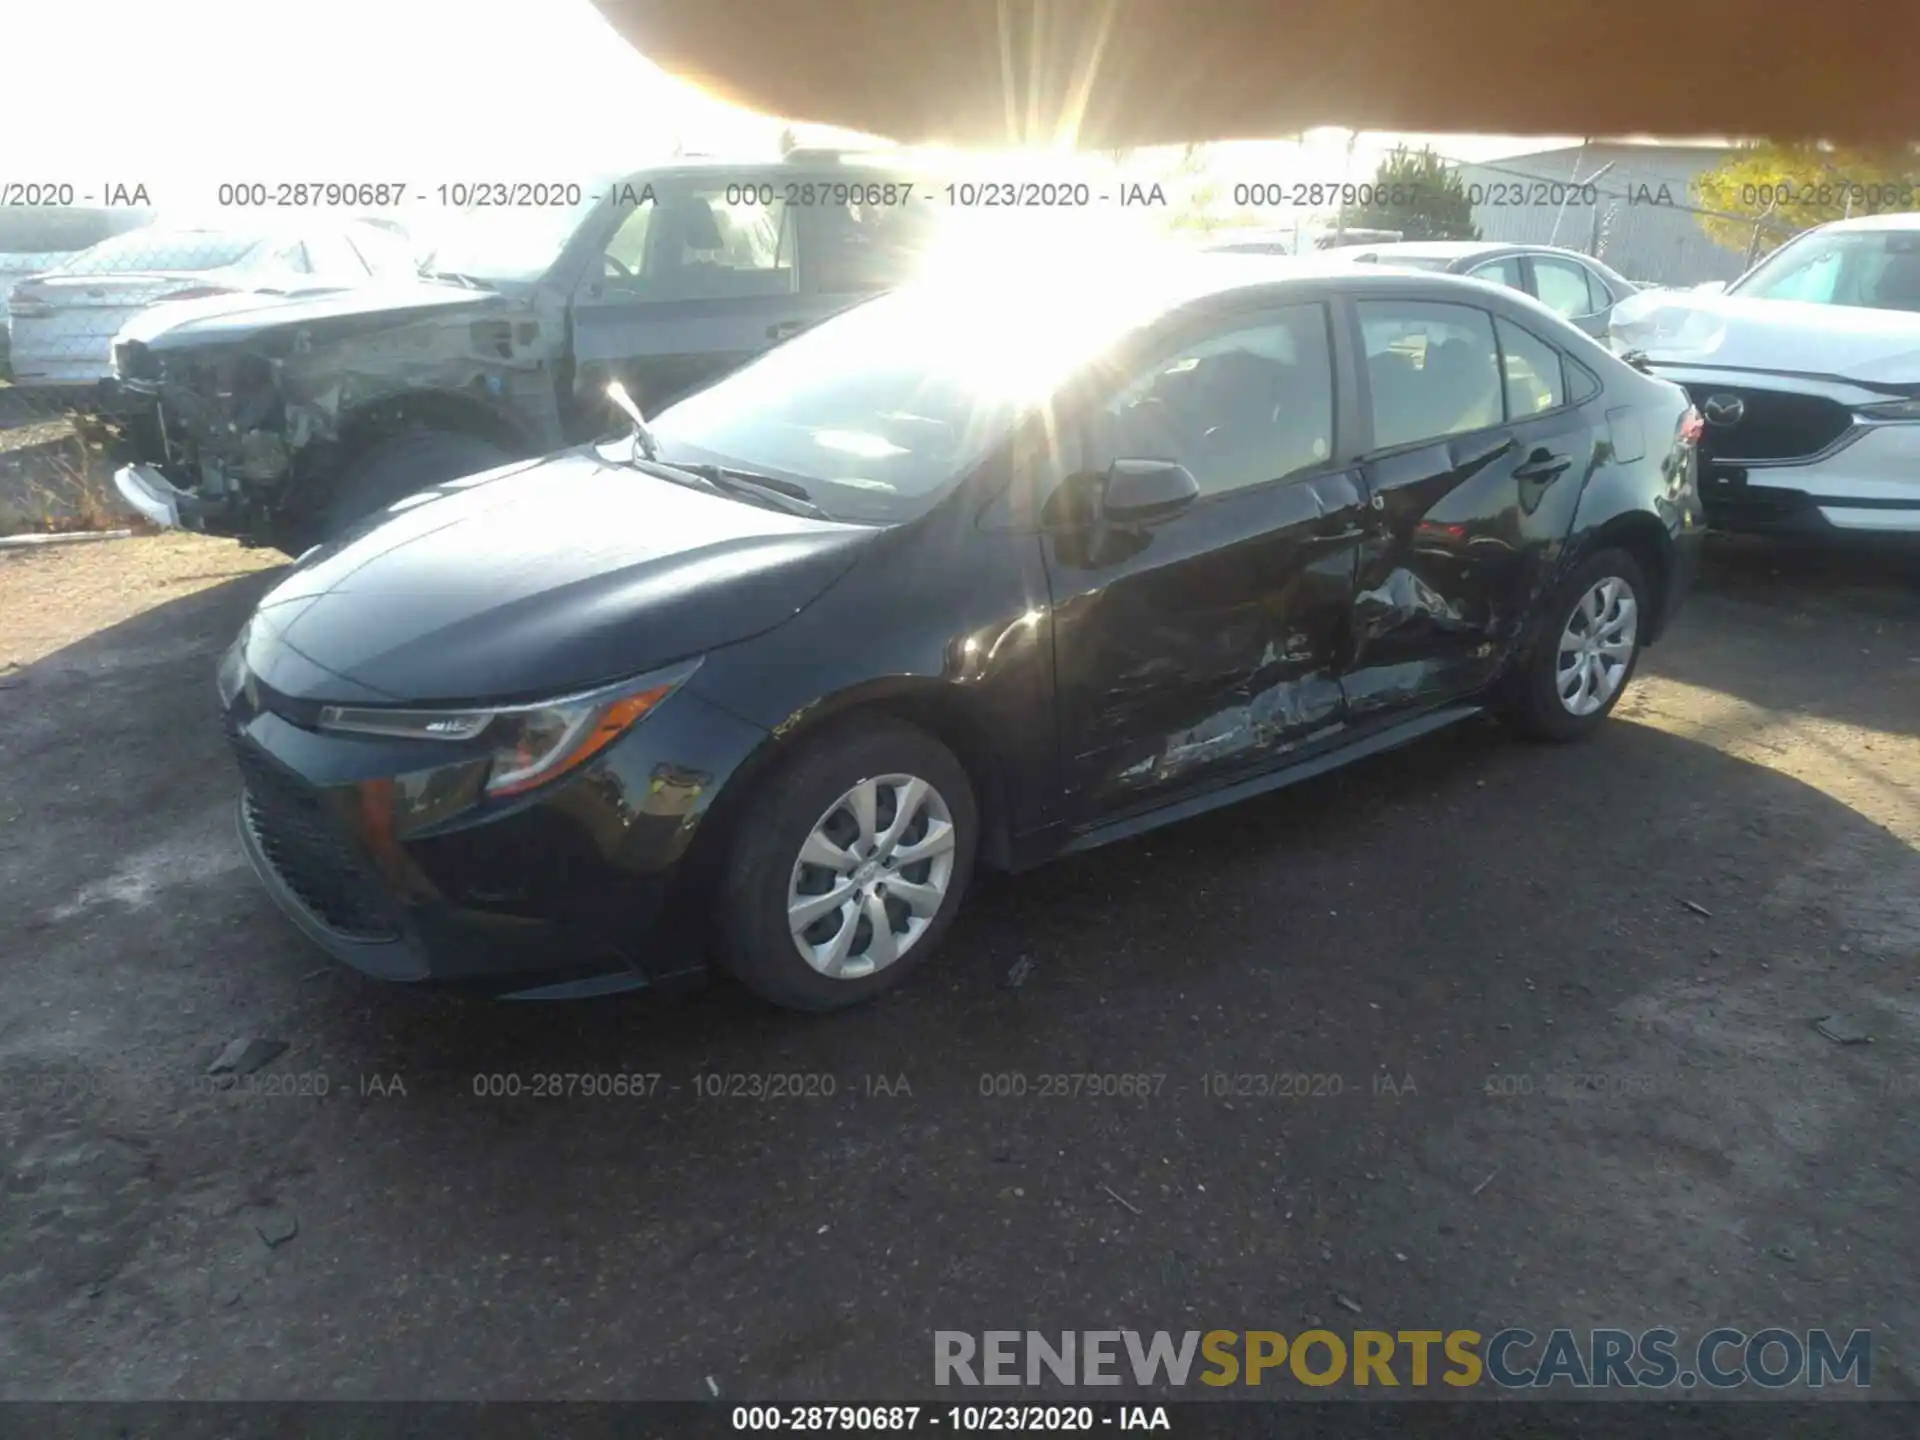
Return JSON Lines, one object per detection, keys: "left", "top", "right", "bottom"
{"left": 0, "top": 531, "right": 1916, "bottom": 1404}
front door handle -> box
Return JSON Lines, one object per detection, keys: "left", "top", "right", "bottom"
{"left": 1514, "top": 451, "right": 1572, "bottom": 483}
{"left": 767, "top": 319, "right": 806, "bottom": 340}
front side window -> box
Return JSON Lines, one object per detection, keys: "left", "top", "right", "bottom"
{"left": 597, "top": 186, "right": 797, "bottom": 302}
{"left": 1533, "top": 257, "right": 1603, "bottom": 319}
{"left": 1082, "top": 306, "right": 1336, "bottom": 498}
{"left": 1358, "top": 300, "right": 1503, "bottom": 450}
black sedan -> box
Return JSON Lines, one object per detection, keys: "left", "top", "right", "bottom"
{"left": 220, "top": 257, "right": 1705, "bottom": 1008}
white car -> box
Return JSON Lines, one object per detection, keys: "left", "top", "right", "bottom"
{"left": 6, "top": 219, "right": 419, "bottom": 392}
{"left": 1609, "top": 211, "right": 1920, "bottom": 542}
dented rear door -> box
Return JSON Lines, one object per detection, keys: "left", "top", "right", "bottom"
{"left": 1342, "top": 296, "right": 1602, "bottom": 718}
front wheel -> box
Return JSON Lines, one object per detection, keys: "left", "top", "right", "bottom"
{"left": 715, "top": 717, "right": 978, "bottom": 1011}
{"left": 281, "top": 429, "right": 513, "bottom": 555}
{"left": 1509, "top": 547, "right": 1650, "bottom": 742}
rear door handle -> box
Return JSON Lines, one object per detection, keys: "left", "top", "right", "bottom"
{"left": 1514, "top": 452, "right": 1572, "bottom": 483}
{"left": 767, "top": 320, "right": 806, "bottom": 340}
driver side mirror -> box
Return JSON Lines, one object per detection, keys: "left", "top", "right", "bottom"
{"left": 1102, "top": 458, "right": 1199, "bottom": 523}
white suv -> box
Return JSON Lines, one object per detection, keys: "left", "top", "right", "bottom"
{"left": 1609, "top": 211, "right": 1920, "bottom": 542}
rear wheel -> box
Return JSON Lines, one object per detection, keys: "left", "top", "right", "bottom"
{"left": 284, "top": 429, "right": 512, "bottom": 555}
{"left": 715, "top": 717, "right": 978, "bottom": 1011}
{"left": 1509, "top": 547, "right": 1649, "bottom": 741}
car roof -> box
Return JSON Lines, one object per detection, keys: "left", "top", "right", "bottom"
{"left": 1817, "top": 210, "right": 1920, "bottom": 233}
{"left": 615, "top": 151, "right": 919, "bottom": 183}
{"left": 1346, "top": 240, "right": 1510, "bottom": 261}
{"left": 910, "top": 250, "right": 1553, "bottom": 319}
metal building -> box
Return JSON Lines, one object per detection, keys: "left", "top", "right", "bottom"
{"left": 1452, "top": 141, "right": 1751, "bottom": 288}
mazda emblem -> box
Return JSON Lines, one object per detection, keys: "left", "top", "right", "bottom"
{"left": 1702, "top": 393, "right": 1746, "bottom": 426}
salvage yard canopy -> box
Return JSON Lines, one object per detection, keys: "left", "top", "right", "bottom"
{"left": 592, "top": 0, "right": 1920, "bottom": 148}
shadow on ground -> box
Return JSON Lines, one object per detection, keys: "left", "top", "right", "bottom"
{"left": 0, "top": 541, "right": 1916, "bottom": 1400}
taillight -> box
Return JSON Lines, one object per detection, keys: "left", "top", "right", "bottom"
{"left": 160, "top": 285, "right": 235, "bottom": 303}
{"left": 1678, "top": 405, "right": 1705, "bottom": 445}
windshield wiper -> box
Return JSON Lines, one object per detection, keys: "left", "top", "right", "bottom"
{"left": 600, "top": 378, "right": 829, "bottom": 519}
{"left": 418, "top": 267, "right": 491, "bottom": 290}
{"left": 614, "top": 456, "right": 828, "bottom": 520}
{"left": 682, "top": 463, "right": 828, "bottom": 519}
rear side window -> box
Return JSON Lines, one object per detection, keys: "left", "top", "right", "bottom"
{"left": 1357, "top": 300, "right": 1502, "bottom": 450}
{"left": 1533, "top": 257, "right": 1605, "bottom": 320}
{"left": 1495, "top": 317, "right": 1567, "bottom": 415}
{"left": 1468, "top": 256, "right": 1526, "bottom": 292}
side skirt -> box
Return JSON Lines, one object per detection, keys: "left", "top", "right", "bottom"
{"left": 1057, "top": 703, "right": 1486, "bottom": 859}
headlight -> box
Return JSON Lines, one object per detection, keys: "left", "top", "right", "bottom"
{"left": 217, "top": 626, "right": 250, "bottom": 706}
{"left": 1855, "top": 397, "right": 1920, "bottom": 422}
{"left": 316, "top": 658, "right": 700, "bottom": 798}
{"left": 1607, "top": 295, "right": 1728, "bottom": 361}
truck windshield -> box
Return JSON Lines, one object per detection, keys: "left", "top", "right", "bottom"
{"left": 415, "top": 192, "right": 608, "bottom": 284}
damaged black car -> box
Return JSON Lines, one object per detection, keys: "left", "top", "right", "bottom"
{"left": 220, "top": 258, "right": 1704, "bottom": 1008}
{"left": 109, "top": 151, "right": 937, "bottom": 552}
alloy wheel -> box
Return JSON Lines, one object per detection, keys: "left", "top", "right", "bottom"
{"left": 1555, "top": 575, "right": 1638, "bottom": 716}
{"left": 786, "top": 773, "right": 958, "bottom": 979}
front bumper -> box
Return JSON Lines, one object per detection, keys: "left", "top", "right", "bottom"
{"left": 1698, "top": 453, "right": 1920, "bottom": 542}
{"left": 225, "top": 677, "right": 767, "bottom": 998}
{"left": 1657, "top": 368, "right": 1920, "bottom": 542}
{"left": 115, "top": 463, "right": 197, "bottom": 530}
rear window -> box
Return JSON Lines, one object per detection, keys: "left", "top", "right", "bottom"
{"left": 0, "top": 206, "right": 152, "bottom": 255}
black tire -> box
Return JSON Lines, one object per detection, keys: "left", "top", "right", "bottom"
{"left": 715, "top": 716, "right": 979, "bottom": 1011}
{"left": 1509, "top": 546, "right": 1651, "bottom": 742}
{"left": 299, "top": 429, "right": 512, "bottom": 554}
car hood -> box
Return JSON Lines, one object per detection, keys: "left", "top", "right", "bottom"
{"left": 116, "top": 279, "right": 504, "bottom": 352}
{"left": 1609, "top": 289, "right": 1920, "bottom": 386}
{"left": 243, "top": 446, "right": 877, "bottom": 705}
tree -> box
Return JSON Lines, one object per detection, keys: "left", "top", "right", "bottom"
{"left": 1338, "top": 145, "right": 1478, "bottom": 241}
{"left": 1693, "top": 142, "right": 1920, "bottom": 259}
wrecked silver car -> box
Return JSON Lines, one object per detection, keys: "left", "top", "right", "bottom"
{"left": 110, "top": 153, "right": 937, "bottom": 551}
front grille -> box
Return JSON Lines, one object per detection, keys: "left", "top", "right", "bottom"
{"left": 229, "top": 730, "right": 401, "bottom": 942}
{"left": 1683, "top": 384, "right": 1854, "bottom": 463}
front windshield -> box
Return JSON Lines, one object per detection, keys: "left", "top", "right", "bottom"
{"left": 647, "top": 278, "right": 1169, "bottom": 525}
{"left": 1731, "top": 227, "right": 1920, "bottom": 312}
{"left": 416, "top": 192, "right": 606, "bottom": 284}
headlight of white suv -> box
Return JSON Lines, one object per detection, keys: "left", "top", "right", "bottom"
{"left": 1855, "top": 398, "right": 1920, "bottom": 423}
{"left": 316, "top": 657, "right": 701, "bottom": 798}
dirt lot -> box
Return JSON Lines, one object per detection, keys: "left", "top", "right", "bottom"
{"left": 0, "top": 531, "right": 1916, "bottom": 1404}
